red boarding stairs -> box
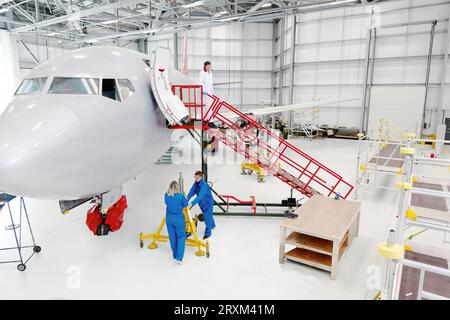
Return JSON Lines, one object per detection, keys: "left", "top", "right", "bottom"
{"left": 171, "top": 85, "right": 353, "bottom": 200}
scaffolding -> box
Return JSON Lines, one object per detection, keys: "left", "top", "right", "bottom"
{"left": 0, "top": 194, "right": 41, "bottom": 271}
{"left": 377, "top": 134, "right": 450, "bottom": 300}
{"left": 355, "top": 120, "right": 449, "bottom": 199}
{"left": 288, "top": 107, "right": 321, "bottom": 139}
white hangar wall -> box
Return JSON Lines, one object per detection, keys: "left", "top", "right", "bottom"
{"left": 147, "top": 22, "right": 274, "bottom": 111}
{"left": 273, "top": 0, "right": 450, "bottom": 135}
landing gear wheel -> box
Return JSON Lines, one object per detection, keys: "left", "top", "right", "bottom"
{"left": 140, "top": 240, "right": 143, "bottom": 248}
{"left": 206, "top": 243, "right": 210, "bottom": 258}
{"left": 33, "top": 246, "right": 41, "bottom": 253}
{"left": 17, "top": 264, "right": 26, "bottom": 272}
{"left": 96, "top": 223, "right": 110, "bottom": 236}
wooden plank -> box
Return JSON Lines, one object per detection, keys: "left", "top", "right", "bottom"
{"left": 279, "top": 226, "right": 286, "bottom": 264}
{"left": 281, "top": 195, "right": 361, "bottom": 241}
{"left": 338, "top": 233, "right": 349, "bottom": 261}
{"left": 368, "top": 144, "right": 405, "bottom": 168}
{"left": 285, "top": 248, "right": 332, "bottom": 271}
{"left": 409, "top": 206, "right": 450, "bottom": 223}
{"left": 399, "top": 251, "right": 450, "bottom": 300}
{"left": 285, "top": 232, "right": 333, "bottom": 255}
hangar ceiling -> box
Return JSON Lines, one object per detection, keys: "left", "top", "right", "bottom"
{"left": 0, "top": 0, "right": 390, "bottom": 46}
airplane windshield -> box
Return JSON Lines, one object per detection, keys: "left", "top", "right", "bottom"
{"left": 48, "top": 77, "right": 99, "bottom": 95}
{"left": 15, "top": 77, "right": 47, "bottom": 95}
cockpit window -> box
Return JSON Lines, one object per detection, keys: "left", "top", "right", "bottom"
{"left": 48, "top": 77, "right": 99, "bottom": 95}
{"left": 102, "top": 79, "right": 121, "bottom": 102}
{"left": 15, "top": 77, "right": 47, "bottom": 95}
{"left": 117, "top": 79, "right": 135, "bottom": 101}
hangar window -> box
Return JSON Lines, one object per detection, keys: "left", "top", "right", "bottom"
{"left": 102, "top": 78, "right": 121, "bottom": 102}
{"left": 48, "top": 77, "right": 99, "bottom": 95}
{"left": 15, "top": 77, "right": 47, "bottom": 95}
{"left": 117, "top": 79, "right": 135, "bottom": 101}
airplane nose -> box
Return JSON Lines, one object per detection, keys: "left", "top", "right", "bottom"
{"left": 0, "top": 98, "right": 82, "bottom": 197}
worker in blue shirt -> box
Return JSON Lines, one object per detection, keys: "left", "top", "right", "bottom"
{"left": 187, "top": 171, "right": 216, "bottom": 239}
{"left": 164, "top": 181, "right": 188, "bottom": 264}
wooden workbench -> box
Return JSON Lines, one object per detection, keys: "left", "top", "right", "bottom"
{"left": 279, "top": 195, "right": 361, "bottom": 280}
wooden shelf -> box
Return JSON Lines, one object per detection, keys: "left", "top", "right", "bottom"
{"left": 279, "top": 195, "right": 361, "bottom": 279}
{"left": 339, "top": 232, "right": 349, "bottom": 261}
{"left": 285, "top": 232, "right": 333, "bottom": 256}
{"left": 285, "top": 248, "right": 332, "bottom": 272}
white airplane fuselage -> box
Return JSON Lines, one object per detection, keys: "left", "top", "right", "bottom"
{"left": 0, "top": 46, "right": 173, "bottom": 200}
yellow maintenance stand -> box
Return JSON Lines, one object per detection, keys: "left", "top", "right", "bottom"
{"left": 241, "top": 162, "right": 266, "bottom": 182}
{"left": 139, "top": 207, "right": 210, "bottom": 258}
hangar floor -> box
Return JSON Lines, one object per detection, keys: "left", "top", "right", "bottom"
{"left": 0, "top": 137, "right": 448, "bottom": 299}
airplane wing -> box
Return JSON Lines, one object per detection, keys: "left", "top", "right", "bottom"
{"left": 219, "top": 97, "right": 362, "bottom": 120}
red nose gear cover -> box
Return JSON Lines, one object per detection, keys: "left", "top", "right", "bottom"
{"left": 105, "top": 195, "right": 128, "bottom": 232}
{"left": 86, "top": 204, "right": 102, "bottom": 235}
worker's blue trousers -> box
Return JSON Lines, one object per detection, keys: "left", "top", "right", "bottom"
{"left": 202, "top": 207, "right": 216, "bottom": 237}
{"left": 166, "top": 214, "right": 186, "bottom": 261}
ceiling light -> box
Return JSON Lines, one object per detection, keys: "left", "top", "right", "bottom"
{"left": 102, "top": 20, "right": 117, "bottom": 25}
{"left": 219, "top": 16, "right": 239, "bottom": 22}
{"left": 0, "top": 7, "right": 9, "bottom": 13}
{"left": 46, "top": 32, "right": 58, "bottom": 36}
{"left": 85, "top": 39, "right": 98, "bottom": 44}
{"left": 214, "top": 10, "right": 227, "bottom": 17}
{"left": 146, "top": 28, "right": 161, "bottom": 34}
{"left": 261, "top": 3, "right": 272, "bottom": 8}
{"left": 182, "top": 1, "right": 204, "bottom": 8}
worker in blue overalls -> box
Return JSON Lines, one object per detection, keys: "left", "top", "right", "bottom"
{"left": 164, "top": 180, "right": 188, "bottom": 264}
{"left": 187, "top": 171, "right": 216, "bottom": 239}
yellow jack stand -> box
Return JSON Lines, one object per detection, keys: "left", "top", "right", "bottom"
{"left": 241, "top": 162, "right": 266, "bottom": 182}
{"left": 139, "top": 208, "right": 210, "bottom": 258}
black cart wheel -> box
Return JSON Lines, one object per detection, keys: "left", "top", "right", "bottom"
{"left": 33, "top": 246, "right": 41, "bottom": 253}
{"left": 17, "top": 264, "right": 26, "bottom": 272}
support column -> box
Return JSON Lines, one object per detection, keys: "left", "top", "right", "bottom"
{"left": 173, "top": 32, "right": 178, "bottom": 70}
{"left": 361, "top": 28, "right": 373, "bottom": 134}
{"left": 288, "top": 15, "right": 297, "bottom": 129}
{"left": 277, "top": 18, "right": 286, "bottom": 107}
{"left": 438, "top": 10, "right": 450, "bottom": 126}
{"left": 421, "top": 20, "right": 437, "bottom": 137}
{"left": 0, "top": 30, "right": 20, "bottom": 113}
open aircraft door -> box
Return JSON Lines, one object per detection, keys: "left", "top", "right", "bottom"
{"left": 149, "top": 47, "right": 189, "bottom": 126}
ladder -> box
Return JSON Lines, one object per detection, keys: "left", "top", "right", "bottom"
{"left": 171, "top": 85, "right": 353, "bottom": 200}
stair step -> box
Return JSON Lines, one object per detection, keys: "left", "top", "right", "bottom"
{"left": 204, "top": 96, "right": 353, "bottom": 199}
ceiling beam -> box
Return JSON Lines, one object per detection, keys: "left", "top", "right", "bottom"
{"left": 54, "top": 0, "right": 84, "bottom": 34}
{"left": 12, "top": 5, "right": 36, "bottom": 23}
{"left": 67, "top": 0, "right": 365, "bottom": 46}
{"left": 12, "top": 0, "right": 148, "bottom": 32}
{"left": 237, "top": 0, "right": 271, "bottom": 22}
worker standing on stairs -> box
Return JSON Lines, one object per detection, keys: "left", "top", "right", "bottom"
{"left": 199, "top": 61, "right": 214, "bottom": 109}
{"left": 164, "top": 181, "right": 188, "bottom": 265}
{"left": 187, "top": 171, "right": 216, "bottom": 239}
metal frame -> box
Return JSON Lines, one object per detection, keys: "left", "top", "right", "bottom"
{"left": 378, "top": 135, "right": 450, "bottom": 300}
{"left": 0, "top": 194, "right": 40, "bottom": 271}
{"left": 355, "top": 133, "right": 450, "bottom": 199}
{"left": 203, "top": 93, "right": 353, "bottom": 199}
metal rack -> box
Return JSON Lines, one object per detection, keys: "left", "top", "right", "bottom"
{"left": 288, "top": 107, "right": 321, "bottom": 139}
{"left": 355, "top": 124, "right": 449, "bottom": 199}
{"left": 377, "top": 134, "right": 450, "bottom": 300}
{"left": 0, "top": 194, "right": 41, "bottom": 271}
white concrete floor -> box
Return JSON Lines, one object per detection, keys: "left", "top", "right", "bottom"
{"left": 0, "top": 137, "right": 448, "bottom": 300}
